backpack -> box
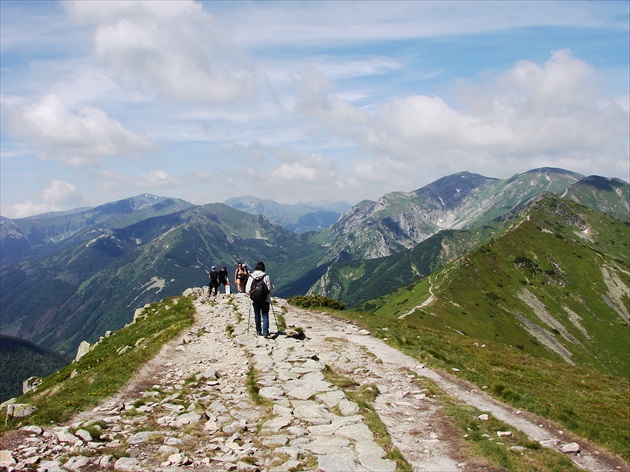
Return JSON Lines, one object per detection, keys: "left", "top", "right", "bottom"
{"left": 209, "top": 271, "right": 219, "bottom": 283}
{"left": 249, "top": 275, "right": 269, "bottom": 303}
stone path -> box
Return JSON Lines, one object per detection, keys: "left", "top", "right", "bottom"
{"left": 1, "top": 292, "right": 400, "bottom": 472}
{"left": 0, "top": 290, "right": 626, "bottom": 471}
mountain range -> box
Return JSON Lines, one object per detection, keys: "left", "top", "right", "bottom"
{"left": 0, "top": 168, "right": 627, "bottom": 359}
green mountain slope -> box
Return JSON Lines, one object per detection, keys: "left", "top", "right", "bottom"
{"left": 1, "top": 168, "right": 626, "bottom": 359}
{"left": 0, "top": 335, "right": 70, "bottom": 402}
{"left": 0, "top": 194, "right": 193, "bottom": 265}
{"left": 370, "top": 193, "right": 629, "bottom": 377}
{"left": 310, "top": 224, "right": 503, "bottom": 308}
{"left": 310, "top": 169, "right": 628, "bottom": 303}
{"left": 564, "top": 175, "right": 629, "bottom": 222}
{"left": 450, "top": 167, "right": 584, "bottom": 227}
{"left": 311, "top": 172, "right": 495, "bottom": 262}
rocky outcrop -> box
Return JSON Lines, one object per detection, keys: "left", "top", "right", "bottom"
{"left": 73, "top": 341, "right": 92, "bottom": 363}
{"left": 21, "top": 377, "right": 41, "bottom": 395}
{"left": 6, "top": 403, "right": 37, "bottom": 419}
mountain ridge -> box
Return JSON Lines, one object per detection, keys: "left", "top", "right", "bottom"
{"left": 368, "top": 192, "right": 629, "bottom": 376}
{"left": 1, "top": 168, "right": 627, "bottom": 356}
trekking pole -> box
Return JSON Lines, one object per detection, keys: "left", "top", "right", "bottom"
{"left": 247, "top": 302, "right": 251, "bottom": 335}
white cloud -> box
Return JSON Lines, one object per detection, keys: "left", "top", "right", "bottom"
{"left": 1, "top": 180, "right": 83, "bottom": 218}
{"left": 295, "top": 49, "right": 629, "bottom": 183}
{"left": 4, "top": 94, "right": 153, "bottom": 165}
{"left": 293, "top": 69, "right": 368, "bottom": 140}
{"left": 212, "top": 1, "right": 628, "bottom": 50}
{"left": 64, "top": 0, "right": 256, "bottom": 104}
{"left": 1, "top": 2, "right": 628, "bottom": 217}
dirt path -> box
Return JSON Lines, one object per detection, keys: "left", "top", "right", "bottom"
{"left": 280, "top": 299, "right": 627, "bottom": 472}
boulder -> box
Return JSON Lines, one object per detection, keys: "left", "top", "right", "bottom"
{"left": 0, "top": 450, "right": 16, "bottom": 467}
{"left": 74, "top": 341, "right": 91, "bottom": 362}
{"left": 127, "top": 431, "right": 162, "bottom": 445}
{"left": 561, "top": 442, "right": 580, "bottom": 454}
{"left": 133, "top": 308, "right": 145, "bottom": 323}
{"left": 6, "top": 403, "right": 37, "bottom": 418}
{"left": 114, "top": 457, "right": 143, "bottom": 471}
{"left": 22, "top": 376, "right": 42, "bottom": 394}
{"left": 64, "top": 455, "right": 90, "bottom": 471}
{"left": 0, "top": 398, "right": 16, "bottom": 409}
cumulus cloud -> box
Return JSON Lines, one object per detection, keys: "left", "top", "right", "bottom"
{"left": 226, "top": 143, "right": 352, "bottom": 202}
{"left": 4, "top": 94, "right": 153, "bottom": 165}
{"left": 295, "top": 49, "right": 629, "bottom": 182}
{"left": 2, "top": 180, "right": 83, "bottom": 218}
{"left": 64, "top": 0, "right": 256, "bottom": 103}
{"left": 294, "top": 69, "right": 368, "bottom": 133}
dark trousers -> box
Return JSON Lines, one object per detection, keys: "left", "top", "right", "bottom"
{"left": 253, "top": 301, "right": 270, "bottom": 336}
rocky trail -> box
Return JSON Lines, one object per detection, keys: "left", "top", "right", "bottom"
{"left": 1, "top": 291, "right": 626, "bottom": 471}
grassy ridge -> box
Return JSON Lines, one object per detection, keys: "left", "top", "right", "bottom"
{"left": 372, "top": 196, "right": 630, "bottom": 376}
{"left": 0, "top": 295, "right": 195, "bottom": 432}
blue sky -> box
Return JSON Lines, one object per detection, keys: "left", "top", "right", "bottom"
{"left": 1, "top": 0, "right": 628, "bottom": 218}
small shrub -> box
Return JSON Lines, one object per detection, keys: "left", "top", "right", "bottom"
{"left": 287, "top": 295, "right": 346, "bottom": 310}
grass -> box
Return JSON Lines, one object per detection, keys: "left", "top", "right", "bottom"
{"left": 441, "top": 392, "right": 583, "bottom": 471}
{"left": 323, "top": 307, "right": 630, "bottom": 463}
{"left": 246, "top": 363, "right": 264, "bottom": 405}
{"left": 225, "top": 324, "right": 235, "bottom": 337}
{"left": 0, "top": 295, "right": 195, "bottom": 432}
{"left": 271, "top": 299, "right": 287, "bottom": 332}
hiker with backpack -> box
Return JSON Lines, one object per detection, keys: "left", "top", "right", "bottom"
{"left": 208, "top": 266, "right": 219, "bottom": 298}
{"left": 246, "top": 261, "right": 274, "bottom": 337}
{"left": 234, "top": 262, "right": 249, "bottom": 293}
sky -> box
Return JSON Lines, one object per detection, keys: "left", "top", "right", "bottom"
{"left": 1, "top": 0, "right": 629, "bottom": 218}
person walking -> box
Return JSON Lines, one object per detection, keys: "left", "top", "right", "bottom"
{"left": 234, "top": 262, "right": 249, "bottom": 293}
{"left": 218, "top": 266, "right": 230, "bottom": 294}
{"left": 208, "top": 266, "right": 219, "bottom": 299}
{"left": 245, "top": 261, "right": 274, "bottom": 337}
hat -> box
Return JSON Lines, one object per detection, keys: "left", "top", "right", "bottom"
{"left": 211, "top": 266, "right": 216, "bottom": 270}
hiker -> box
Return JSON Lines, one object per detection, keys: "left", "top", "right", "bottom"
{"left": 246, "top": 261, "right": 274, "bottom": 337}
{"left": 218, "top": 266, "right": 230, "bottom": 294}
{"left": 208, "top": 266, "right": 219, "bottom": 298}
{"left": 234, "top": 262, "right": 249, "bottom": 293}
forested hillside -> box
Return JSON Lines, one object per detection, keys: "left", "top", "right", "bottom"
{"left": 0, "top": 335, "right": 70, "bottom": 402}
